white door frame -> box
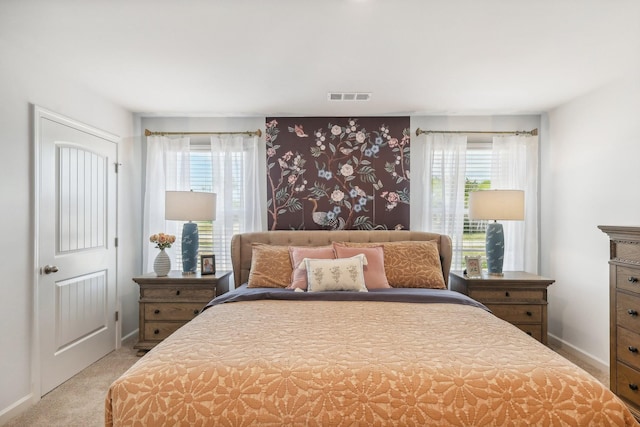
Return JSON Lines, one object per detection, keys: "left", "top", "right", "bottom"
{"left": 32, "top": 104, "right": 120, "bottom": 401}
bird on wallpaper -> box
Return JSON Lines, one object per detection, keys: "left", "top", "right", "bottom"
{"left": 339, "top": 147, "right": 354, "bottom": 155}
{"left": 305, "top": 197, "right": 345, "bottom": 230}
{"left": 294, "top": 124, "right": 308, "bottom": 137}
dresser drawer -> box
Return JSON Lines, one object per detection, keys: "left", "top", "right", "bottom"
{"left": 617, "top": 291, "right": 640, "bottom": 334}
{"left": 144, "top": 322, "right": 184, "bottom": 341}
{"left": 486, "top": 304, "right": 542, "bottom": 323}
{"left": 144, "top": 303, "right": 204, "bottom": 321}
{"left": 618, "top": 327, "right": 640, "bottom": 369}
{"left": 617, "top": 266, "right": 640, "bottom": 294}
{"left": 469, "top": 289, "right": 544, "bottom": 302}
{"left": 515, "top": 324, "right": 542, "bottom": 341}
{"left": 617, "top": 362, "right": 640, "bottom": 407}
{"left": 616, "top": 241, "right": 640, "bottom": 264}
{"left": 141, "top": 287, "right": 215, "bottom": 300}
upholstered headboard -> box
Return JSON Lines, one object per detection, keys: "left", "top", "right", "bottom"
{"left": 230, "top": 230, "right": 452, "bottom": 289}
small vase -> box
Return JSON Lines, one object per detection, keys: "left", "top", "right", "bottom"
{"left": 153, "top": 249, "right": 171, "bottom": 277}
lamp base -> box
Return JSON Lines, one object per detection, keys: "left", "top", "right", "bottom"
{"left": 181, "top": 222, "right": 199, "bottom": 274}
{"left": 485, "top": 222, "right": 505, "bottom": 276}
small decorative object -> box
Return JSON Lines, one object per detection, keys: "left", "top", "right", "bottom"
{"left": 465, "top": 256, "right": 482, "bottom": 278}
{"left": 201, "top": 254, "right": 215, "bottom": 275}
{"left": 150, "top": 233, "right": 176, "bottom": 277}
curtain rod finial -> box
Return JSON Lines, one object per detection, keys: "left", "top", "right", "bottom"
{"left": 144, "top": 129, "right": 152, "bottom": 136}
{"left": 256, "top": 129, "right": 263, "bottom": 138}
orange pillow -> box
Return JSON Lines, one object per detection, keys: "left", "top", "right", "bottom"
{"left": 333, "top": 243, "right": 390, "bottom": 289}
{"left": 338, "top": 241, "right": 445, "bottom": 289}
{"left": 247, "top": 244, "right": 292, "bottom": 288}
{"left": 288, "top": 246, "right": 335, "bottom": 290}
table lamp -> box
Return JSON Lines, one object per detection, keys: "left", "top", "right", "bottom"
{"left": 165, "top": 191, "right": 216, "bottom": 274}
{"left": 468, "top": 190, "right": 524, "bottom": 276}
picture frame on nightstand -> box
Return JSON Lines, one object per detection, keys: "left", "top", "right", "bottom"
{"left": 465, "top": 256, "right": 482, "bottom": 278}
{"left": 201, "top": 254, "right": 215, "bottom": 275}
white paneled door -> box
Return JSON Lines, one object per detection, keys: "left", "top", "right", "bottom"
{"left": 35, "top": 107, "right": 118, "bottom": 395}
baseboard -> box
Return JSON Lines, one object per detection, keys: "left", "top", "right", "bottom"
{"left": 547, "top": 333, "right": 609, "bottom": 373}
{"left": 122, "top": 328, "right": 138, "bottom": 344}
{"left": 0, "top": 392, "right": 37, "bottom": 425}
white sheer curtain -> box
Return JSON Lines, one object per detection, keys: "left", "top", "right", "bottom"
{"left": 142, "top": 136, "right": 190, "bottom": 272}
{"left": 210, "top": 135, "right": 264, "bottom": 270}
{"left": 491, "top": 135, "right": 539, "bottom": 272}
{"left": 421, "top": 133, "right": 468, "bottom": 269}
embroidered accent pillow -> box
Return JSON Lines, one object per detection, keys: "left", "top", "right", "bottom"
{"left": 333, "top": 243, "right": 390, "bottom": 289}
{"left": 300, "top": 254, "right": 368, "bottom": 292}
{"left": 288, "top": 246, "right": 336, "bottom": 290}
{"left": 337, "top": 241, "right": 446, "bottom": 289}
{"left": 247, "top": 244, "right": 292, "bottom": 288}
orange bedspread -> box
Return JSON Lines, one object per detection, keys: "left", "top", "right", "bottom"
{"left": 106, "top": 299, "right": 637, "bottom": 426}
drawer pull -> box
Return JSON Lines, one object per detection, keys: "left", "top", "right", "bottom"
{"left": 629, "top": 277, "right": 639, "bottom": 283}
{"left": 154, "top": 329, "right": 160, "bottom": 335}
{"left": 629, "top": 346, "right": 639, "bottom": 353}
{"left": 193, "top": 309, "right": 200, "bottom": 315}
{"left": 628, "top": 309, "right": 638, "bottom": 317}
{"left": 154, "top": 309, "right": 160, "bottom": 314}
{"left": 526, "top": 311, "right": 533, "bottom": 316}
{"left": 505, "top": 291, "right": 510, "bottom": 297}
{"left": 630, "top": 384, "right": 639, "bottom": 391}
{"left": 176, "top": 290, "right": 181, "bottom": 296}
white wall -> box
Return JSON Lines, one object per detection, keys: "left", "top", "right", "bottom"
{"left": 543, "top": 71, "right": 640, "bottom": 366}
{"left": 0, "top": 39, "right": 141, "bottom": 421}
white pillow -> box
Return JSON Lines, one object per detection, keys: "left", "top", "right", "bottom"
{"left": 300, "top": 254, "right": 368, "bottom": 292}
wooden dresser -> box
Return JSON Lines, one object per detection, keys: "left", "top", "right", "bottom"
{"left": 449, "top": 271, "right": 555, "bottom": 344}
{"left": 132, "top": 270, "right": 231, "bottom": 354}
{"left": 600, "top": 225, "right": 640, "bottom": 419}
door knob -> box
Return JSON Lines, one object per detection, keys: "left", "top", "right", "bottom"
{"left": 43, "top": 265, "right": 59, "bottom": 274}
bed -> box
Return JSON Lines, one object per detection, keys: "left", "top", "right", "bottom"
{"left": 106, "top": 230, "right": 637, "bottom": 426}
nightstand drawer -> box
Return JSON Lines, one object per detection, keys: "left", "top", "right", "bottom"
{"left": 617, "top": 266, "right": 640, "bottom": 294}
{"left": 617, "top": 362, "right": 640, "bottom": 407}
{"left": 486, "top": 304, "right": 542, "bottom": 323}
{"left": 469, "top": 289, "right": 544, "bottom": 302}
{"left": 617, "top": 291, "right": 640, "bottom": 334}
{"left": 514, "top": 324, "right": 542, "bottom": 341}
{"left": 618, "top": 327, "right": 640, "bottom": 369}
{"left": 142, "top": 287, "right": 215, "bottom": 300}
{"left": 144, "top": 303, "right": 204, "bottom": 321}
{"left": 144, "top": 322, "right": 184, "bottom": 341}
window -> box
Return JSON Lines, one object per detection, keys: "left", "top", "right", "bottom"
{"left": 171, "top": 142, "right": 249, "bottom": 273}
{"left": 462, "top": 142, "right": 492, "bottom": 267}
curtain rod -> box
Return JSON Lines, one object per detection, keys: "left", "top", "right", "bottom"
{"left": 415, "top": 128, "right": 538, "bottom": 137}
{"left": 145, "top": 128, "right": 262, "bottom": 138}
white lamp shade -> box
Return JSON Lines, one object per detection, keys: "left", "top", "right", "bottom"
{"left": 165, "top": 191, "right": 216, "bottom": 221}
{"left": 468, "top": 190, "right": 524, "bottom": 221}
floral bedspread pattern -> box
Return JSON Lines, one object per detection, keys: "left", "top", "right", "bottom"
{"left": 265, "top": 117, "right": 410, "bottom": 231}
{"left": 106, "top": 299, "right": 636, "bottom": 426}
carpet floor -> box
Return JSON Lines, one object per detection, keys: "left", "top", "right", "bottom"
{"left": 5, "top": 337, "right": 608, "bottom": 426}
{"left": 5, "top": 337, "right": 139, "bottom": 427}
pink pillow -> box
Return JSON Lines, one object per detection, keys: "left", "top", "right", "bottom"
{"left": 333, "top": 243, "right": 390, "bottom": 289}
{"left": 288, "top": 246, "right": 336, "bottom": 290}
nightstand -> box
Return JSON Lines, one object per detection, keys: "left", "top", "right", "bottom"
{"left": 132, "top": 270, "right": 231, "bottom": 354}
{"left": 449, "top": 271, "right": 555, "bottom": 344}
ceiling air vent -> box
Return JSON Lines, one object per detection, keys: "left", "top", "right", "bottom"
{"left": 328, "top": 92, "right": 371, "bottom": 101}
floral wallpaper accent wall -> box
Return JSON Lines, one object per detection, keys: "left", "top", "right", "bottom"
{"left": 266, "top": 117, "right": 410, "bottom": 230}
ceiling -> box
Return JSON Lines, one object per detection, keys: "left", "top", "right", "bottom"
{"left": 2, "top": 0, "right": 640, "bottom": 117}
